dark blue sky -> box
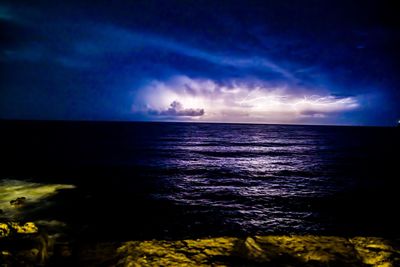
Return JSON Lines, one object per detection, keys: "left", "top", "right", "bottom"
{"left": 1, "top": 0, "right": 399, "bottom": 125}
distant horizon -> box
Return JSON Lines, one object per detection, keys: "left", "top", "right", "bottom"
{"left": 1, "top": 117, "right": 396, "bottom": 128}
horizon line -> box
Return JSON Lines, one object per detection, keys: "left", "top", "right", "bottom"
{"left": 0, "top": 118, "right": 395, "bottom": 128}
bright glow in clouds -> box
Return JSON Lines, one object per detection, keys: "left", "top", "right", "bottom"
{"left": 133, "top": 76, "right": 359, "bottom": 123}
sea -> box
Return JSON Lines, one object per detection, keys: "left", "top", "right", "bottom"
{"left": 1, "top": 120, "right": 399, "bottom": 241}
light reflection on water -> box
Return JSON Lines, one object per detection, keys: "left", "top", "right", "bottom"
{"left": 145, "top": 125, "right": 352, "bottom": 233}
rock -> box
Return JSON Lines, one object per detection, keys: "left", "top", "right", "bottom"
{"left": 0, "top": 222, "right": 38, "bottom": 238}
{"left": 79, "top": 235, "right": 400, "bottom": 267}
{"left": 0, "top": 223, "right": 11, "bottom": 237}
{"left": 0, "top": 221, "right": 49, "bottom": 265}
{"left": 10, "top": 197, "right": 27, "bottom": 207}
{"left": 10, "top": 222, "right": 38, "bottom": 234}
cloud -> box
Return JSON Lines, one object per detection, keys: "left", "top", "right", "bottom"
{"left": 149, "top": 100, "right": 204, "bottom": 117}
{"left": 1, "top": 21, "right": 296, "bottom": 79}
{"left": 69, "top": 25, "right": 296, "bottom": 79}
{"left": 133, "top": 76, "right": 360, "bottom": 123}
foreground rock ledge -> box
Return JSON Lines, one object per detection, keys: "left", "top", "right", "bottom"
{"left": 79, "top": 235, "right": 400, "bottom": 267}
{"left": 2, "top": 227, "right": 400, "bottom": 266}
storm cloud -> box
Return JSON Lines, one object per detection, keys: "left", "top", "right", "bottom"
{"left": 149, "top": 101, "right": 204, "bottom": 117}
{"left": 134, "top": 76, "right": 359, "bottom": 123}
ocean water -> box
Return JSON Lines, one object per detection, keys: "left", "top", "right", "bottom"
{"left": 1, "top": 121, "right": 399, "bottom": 241}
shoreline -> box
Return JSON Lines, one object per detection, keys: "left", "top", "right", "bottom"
{"left": 1, "top": 224, "right": 399, "bottom": 266}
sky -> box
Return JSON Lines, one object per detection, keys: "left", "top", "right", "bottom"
{"left": 1, "top": 0, "right": 399, "bottom": 126}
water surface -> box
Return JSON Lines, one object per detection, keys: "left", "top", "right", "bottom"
{"left": 1, "top": 121, "right": 399, "bottom": 240}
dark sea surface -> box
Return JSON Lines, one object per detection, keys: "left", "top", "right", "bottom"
{"left": 1, "top": 121, "right": 399, "bottom": 241}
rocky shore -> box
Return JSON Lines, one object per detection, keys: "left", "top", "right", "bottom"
{"left": 0, "top": 179, "right": 75, "bottom": 266}
{"left": 2, "top": 227, "right": 400, "bottom": 266}
{"left": 74, "top": 235, "right": 400, "bottom": 267}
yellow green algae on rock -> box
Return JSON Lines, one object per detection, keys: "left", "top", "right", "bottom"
{"left": 116, "top": 237, "right": 237, "bottom": 266}
{"left": 243, "top": 235, "right": 400, "bottom": 266}
{"left": 0, "top": 221, "right": 50, "bottom": 265}
{"left": 0, "top": 222, "right": 38, "bottom": 237}
{"left": 0, "top": 179, "right": 75, "bottom": 217}
{"left": 80, "top": 235, "right": 400, "bottom": 267}
{"left": 350, "top": 237, "right": 399, "bottom": 267}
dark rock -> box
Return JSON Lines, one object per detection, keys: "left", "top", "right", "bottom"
{"left": 0, "top": 232, "right": 49, "bottom": 265}
{"left": 10, "top": 197, "right": 27, "bottom": 207}
{"left": 0, "top": 222, "right": 49, "bottom": 265}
